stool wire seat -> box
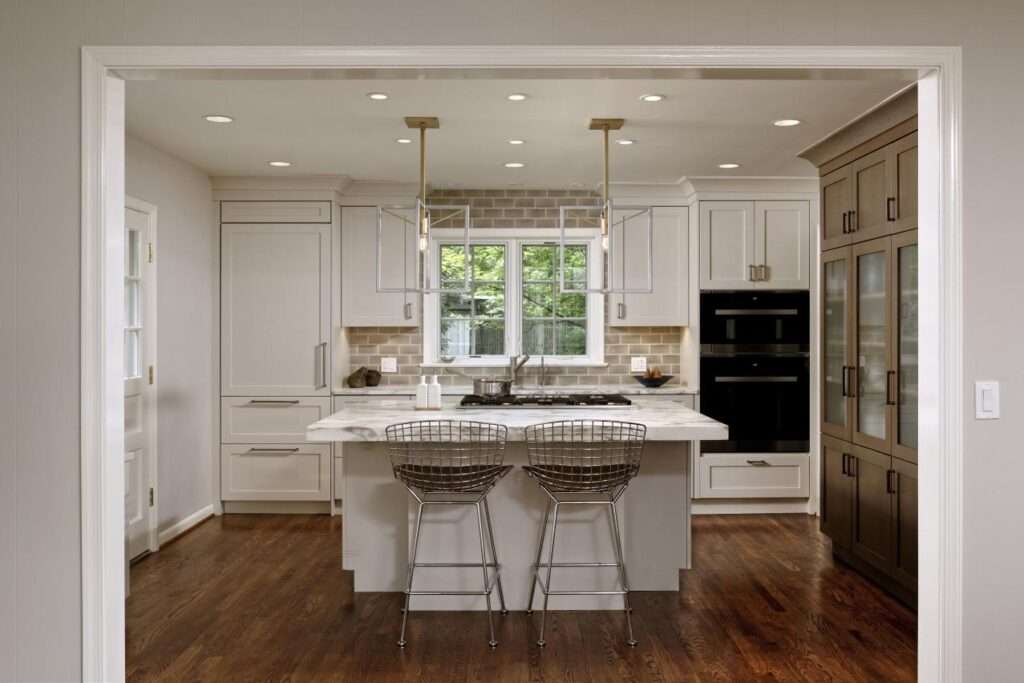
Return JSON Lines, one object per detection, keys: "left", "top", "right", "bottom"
{"left": 524, "top": 419, "right": 646, "bottom": 647}
{"left": 385, "top": 420, "right": 511, "bottom": 648}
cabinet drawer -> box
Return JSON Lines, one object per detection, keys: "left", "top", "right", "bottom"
{"left": 221, "top": 397, "right": 332, "bottom": 443}
{"left": 697, "top": 453, "right": 809, "bottom": 499}
{"left": 221, "top": 201, "right": 332, "bottom": 223}
{"left": 220, "top": 444, "right": 331, "bottom": 501}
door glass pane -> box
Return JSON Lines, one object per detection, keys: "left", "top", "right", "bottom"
{"left": 857, "top": 250, "right": 887, "bottom": 440}
{"left": 127, "top": 229, "right": 141, "bottom": 277}
{"left": 125, "top": 281, "right": 141, "bottom": 328}
{"left": 124, "top": 329, "right": 140, "bottom": 379}
{"left": 898, "top": 244, "right": 918, "bottom": 449}
{"left": 823, "top": 258, "right": 847, "bottom": 427}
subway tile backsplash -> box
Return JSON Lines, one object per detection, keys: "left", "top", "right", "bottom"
{"left": 342, "top": 188, "right": 682, "bottom": 387}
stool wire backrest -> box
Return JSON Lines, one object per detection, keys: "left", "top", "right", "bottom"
{"left": 385, "top": 420, "right": 509, "bottom": 492}
{"left": 524, "top": 419, "right": 646, "bottom": 492}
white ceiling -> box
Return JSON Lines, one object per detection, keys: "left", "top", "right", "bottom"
{"left": 125, "top": 76, "right": 913, "bottom": 187}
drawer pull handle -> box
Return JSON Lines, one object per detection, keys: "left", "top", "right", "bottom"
{"left": 246, "top": 400, "right": 300, "bottom": 406}
{"left": 746, "top": 459, "right": 770, "bottom": 466}
{"left": 245, "top": 447, "right": 300, "bottom": 455}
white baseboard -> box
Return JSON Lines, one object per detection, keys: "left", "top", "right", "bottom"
{"left": 692, "top": 499, "right": 812, "bottom": 516}
{"left": 221, "top": 500, "right": 332, "bottom": 515}
{"left": 157, "top": 505, "right": 215, "bottom": 546}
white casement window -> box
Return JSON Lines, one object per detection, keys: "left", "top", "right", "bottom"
{"left": 422, "top": 228, "right": 605, "bottom": 367}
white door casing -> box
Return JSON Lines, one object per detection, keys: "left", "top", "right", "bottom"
{"left": 124, "top": 198, "right": 158, "bottom": 560}
{"left": 81, "top": 47, "right": 963, "bottom": 683}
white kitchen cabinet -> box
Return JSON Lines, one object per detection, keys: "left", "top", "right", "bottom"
{"left": 341, "top": 205, "right": 419, "bottom": 327}
{"left": 700, "top": 201, "right": 810, "bottom": 290}
{"left": 700, "top": 201, "right": 756, "bottom": 290}
{"left": 755, "top": 201, "right": 811, "bottom": 289}
{"left": 696, "top": 453, "right": 810, "bottom": 499}
{"left": 221, "top": 397, "right": 332, "bottom": 443}
{"left": 221, "top": 201, "right": 332, "bottom": 223}
{"left": 220, "top": 443, "right": 332, "bottom": 501}
{"left": 610, "top": 206, "right": 689, "bottom": 326}
{"left": 221, "top": 223, "right": 331, "bottom": 396}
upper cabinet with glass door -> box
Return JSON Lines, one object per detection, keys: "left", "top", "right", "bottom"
{"left": 891, "top": 231, "right": 918, "bottom": 463}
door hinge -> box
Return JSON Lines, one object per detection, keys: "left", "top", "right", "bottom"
{"left": 148, "top": 365, "right": 154, "bottom": 385}
{"left": 149, "top": 488, "right": 154, "bottom": 507}
{"left": 147, "top": 242, "right": 154, "bottom": 263}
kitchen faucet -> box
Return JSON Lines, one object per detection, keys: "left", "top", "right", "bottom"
{"left": 509, "top": 353, "right": 530, "bottom": 385}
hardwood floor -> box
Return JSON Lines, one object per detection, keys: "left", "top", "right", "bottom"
{"left": 127, "top": 514, "right": 916, "bottom": 682}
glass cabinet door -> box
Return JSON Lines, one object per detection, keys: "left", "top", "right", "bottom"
{"left": 893, "top": 232, "right": 918, "bottom": 462}
{"left": 853, "top": 237, "right": 893, "bottom": 452}
{"left": 821, "top": 248, "right": 852, "bottom": 439}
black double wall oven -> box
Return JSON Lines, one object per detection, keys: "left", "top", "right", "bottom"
{"left": 700, "top": 291, "right": 810, "bottom": 454}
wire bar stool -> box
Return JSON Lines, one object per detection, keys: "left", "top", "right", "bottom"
{"left": 523, "top": 419, "right": 646, "bottom": 647}
{"left": 384, "top": 420, "right": 512, "bottom": 648}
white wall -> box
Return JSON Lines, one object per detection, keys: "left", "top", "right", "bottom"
{"left": 2, "top": 1, "right": 1024, "bottom": 681}
{"left": 125, "top": 135, "right": 215, "bottom": 539}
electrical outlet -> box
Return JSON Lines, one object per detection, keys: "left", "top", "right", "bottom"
{"left": 380, "top": 357, "right": 398, "bottom": 374}
{"left": 630, "top": 357, "right": 647, "bottom": 373}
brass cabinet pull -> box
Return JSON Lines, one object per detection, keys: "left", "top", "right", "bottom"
{"left": 746, "top": 459, "right": 770, "bottom": 467}
{"left": 404, "top": 302, "right": 413, "bottom": 319}
{"left": 617, "top": 302, "right": 626, "bottom": 319}
{"left": 246, "top": 399, "right": 300, "bottom": 406}
{"left": 748, "top": 264, "right": 757, "bottom": 281}
{"left": 759, "top": 264, "right": 769, "bottom": 281}
{"left": 315, "top": 341, "right": 328, "bottom": 389}
{"left": 245, "top": 447, "right": 300, "bottom": 456}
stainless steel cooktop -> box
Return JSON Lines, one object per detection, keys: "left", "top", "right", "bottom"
{"left": 457, "top": 393, "right": 632, "bottom": 409}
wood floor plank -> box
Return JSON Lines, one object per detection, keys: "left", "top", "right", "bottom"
{"left": 127, "top": 513, "right": 916, "bottom": 682}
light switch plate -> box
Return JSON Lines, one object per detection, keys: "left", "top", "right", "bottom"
{"left": 975, "top": 380, "right": 1000, "bottom": 419}
{"left": 630, "top": 357, "right": 647, "bottom": 373}
{"left": 380, "top": 357, "right": 398, "bottom": 374}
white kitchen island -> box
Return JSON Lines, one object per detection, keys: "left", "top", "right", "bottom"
{"left": 307, "top": 395, "right": 727, "bottom": 610}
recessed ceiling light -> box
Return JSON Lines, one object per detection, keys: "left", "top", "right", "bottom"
{"left": 268, "top": 161, "right": 292, "bottom": 167}
{"left": 506, "top": 93, "right": 528, "bottom": 101}
{"left": 773, "top": 119, "right": 802, "bottom": 127}
{"left": 367, "top": 92, "right": 389, "bottom": 101}
{"left": 639, "top": 94, "right": 665, "bottom": 102}
{"left": 617, "top": 139, "right": 636, "bottom": 145}
{"left": 718, "top": 162, "right": 741, "bottom": 169}
{"left": 508, "top": 139, "right": 526, "bottom": 145}
{"left": 504, "top": 162, "right": 525, "bottom": 168}
{"left": 203, "top": 114, "right": 233, "bottom": 123}
{"left": 395, "top": 138, "right": 413, "bottom": 144}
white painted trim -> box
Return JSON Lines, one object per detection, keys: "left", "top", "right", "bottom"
{"left": 692, "top": 500, "right": 813, "bottom": 516}
{"left": 157, "top": 505, "right": 215, "bottom": 546}
{"left": 125, "top": 195, "right": 160, "bottom": 554}
{"left": 81, "top": 45, "right": 962, "bottom": 683}
{"left": 81, "top": 51, "right": 125, "bottom": 683}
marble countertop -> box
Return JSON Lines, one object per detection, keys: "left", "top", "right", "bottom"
{"left": 308, "top": 395, "right": 726, "bottom": 443}
{"left": 332, "top": 383, "right": 698, "bottom": 397}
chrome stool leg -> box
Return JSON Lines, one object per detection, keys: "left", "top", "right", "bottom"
{"left": 537, "top": 502, "right": 560, "bottom": 647}
{"left": 474, "top": 502, "right": 498, "bottom": 648}
{"left": 398, "top": 501, "right": 425, "bottom": 647}
{"left": 526, "top": 500, "right": 551, "bottom": 615}
{"left": 608, "top": 501, "right": 637, "bottom": 646}
{"left": 482, "top": 497, "right": 508, "bottom": 615}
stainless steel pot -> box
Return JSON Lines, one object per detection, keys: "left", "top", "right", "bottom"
{"left": 473, "top": 377, "right": 513, "bottom": 398}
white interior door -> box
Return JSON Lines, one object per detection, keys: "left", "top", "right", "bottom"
{"left": 124, "top": 202, "right": 157, "bottom": 560}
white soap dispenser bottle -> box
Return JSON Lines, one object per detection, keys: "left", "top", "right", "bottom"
{"left": 427, "top": 375, "right": 442, "bottom": 409}
{"left": 416, "top": 375, "right": 429, "bottom": 410}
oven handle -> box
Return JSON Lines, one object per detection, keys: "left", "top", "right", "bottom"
{"left": 713, "top": 376, "right": 800, "bottom": 383}
{"left": 714, "top": 308, "right": 800, "bottom": 316}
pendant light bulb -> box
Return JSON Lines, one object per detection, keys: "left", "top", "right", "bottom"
{"left": 419, "top": 213, "right": 430, "bottom": 252}
{"left": 600, "top": 212, "right": 609, "bottom": 252}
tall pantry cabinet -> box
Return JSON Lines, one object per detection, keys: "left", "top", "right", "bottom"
{"left": 219, "top": 200, "right": 336, "bottom": 509}
{"left": 810, "top": 107, "right": 919, "bottom": 603}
